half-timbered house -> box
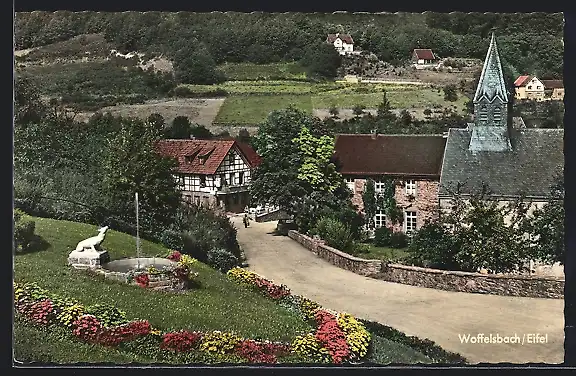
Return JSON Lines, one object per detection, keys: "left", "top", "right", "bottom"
{"left": 155, "top": 139, "right": 261, "bottom": 213}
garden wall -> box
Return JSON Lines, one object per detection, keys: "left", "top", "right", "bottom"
{"left": 287, "top": 230, "right": 564, "bottom": 299}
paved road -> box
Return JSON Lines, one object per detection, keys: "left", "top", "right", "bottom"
{"left": 232, "top": 217, "right": 564, "bottom": 364}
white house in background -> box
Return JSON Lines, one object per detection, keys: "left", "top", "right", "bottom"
{"left": 155, "top": 139, "right": 261, "bottom": 213}
{"left": 513, "top": 75, "right": 546, "bottom": 101}
{"left": 326, "top": 33, "right": 355, "bottom": 55}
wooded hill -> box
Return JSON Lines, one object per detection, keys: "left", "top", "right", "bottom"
{"left": 15, "top": 12, "right": 563, "bottom": 82}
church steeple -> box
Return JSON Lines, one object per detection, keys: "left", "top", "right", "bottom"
{"left": 468, "top": 33, "right": 512, "bottom": 152}
{"left": 473, "top": 33, "right": 509, "bottom": 128}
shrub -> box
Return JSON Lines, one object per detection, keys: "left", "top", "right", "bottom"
{"left": 314, "top": 217, "right": 354, "bottom": 252}
{"left": 389, "top": 232, "right": 408, "bottom": 248}
{"left": 207, "top": 248, "right": 239, "bottom": 272}
{"left": 352, "top": 242, "right": 371, "bottom": 255}
{"left": 160, "top": 229, "right": 183, "bottom": 252}
{"left": 14, "top": 213, "right": 36, "bottom": 252}
{"left": 374, "top": 227, "right": 392, "bottom": 247}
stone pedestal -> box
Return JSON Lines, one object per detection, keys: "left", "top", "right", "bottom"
{"left": 68, "top": 249, "right": 110, "bottom": 269}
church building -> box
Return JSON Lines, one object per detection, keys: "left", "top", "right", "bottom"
{"left": 438, "top": 33, "right": 564, "bottom": 213}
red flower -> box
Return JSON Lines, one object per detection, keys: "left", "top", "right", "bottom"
{"left": 167, "top": 251, "right": 182, "bottom": 261}
{"left": 72, "top": 315, "right": 103, "bottom": 342}
{"left": 161, "top": 330, "right": 202, "bottom": 352}
{"left": 234, "top": 340, "right": 291, "bottom": 364}
{"left": 313, "top": 310, "right": 351, "bottom": 364}
{"left": 95, "top": 320, "right": 151, "bottom": 347}
{"left": 134, "top": 274, "right": 150, "bottom": 288}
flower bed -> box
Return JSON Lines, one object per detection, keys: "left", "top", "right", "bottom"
{"left": 226, "top": 267, "right": 371, "bottom": 364}
{"left": 13, "top": 281, "right": 294, "bottom": 364}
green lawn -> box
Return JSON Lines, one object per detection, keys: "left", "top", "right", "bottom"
{"left": 14, "top": 216, "right": 312, "bottom": 342}
{"left": 218, "top": 62, "right": 307, "bottom": 81}
{"left": 214, "top": 94, "right": 313, "bottom": 125}
{"left": 358, "top": 244, "right": 409, "bottom": 262}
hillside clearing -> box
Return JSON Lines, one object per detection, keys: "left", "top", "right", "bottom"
{"left": 214, "top": 95, "right": 313, "bottom": 125}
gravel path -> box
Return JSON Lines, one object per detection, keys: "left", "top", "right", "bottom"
{"left": 232, "top": 217, "right": 564, "bottom": 364}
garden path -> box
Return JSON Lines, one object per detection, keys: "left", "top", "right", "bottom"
{"left": 232, "top": 217, "right": 564, "bottom": 364}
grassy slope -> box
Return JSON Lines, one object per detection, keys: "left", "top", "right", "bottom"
{"left": 214, "top": 95, "right": 313, "bottom": 125}
{"left": 14, "top": 216, "right": 311, "bottom": 342}
{"left": 218, "top": 62, "right": 307, "bottom": 81}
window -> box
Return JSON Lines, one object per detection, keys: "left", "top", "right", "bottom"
{"left": 537, "top": 86, "right": 541, "bottom": 89}
{"left": 345, "top": 177, "right": 355, "bottom": 191}
{"left": 405, "top": 211, "right": 417, "bottom": 234}
{"left": 374, "top": 210, "right": 386, "bottom": 229}
{"left": 238, "top": 172, "right": 244, "bottom": 185}
{"left": 374, "top": 179, "right": 386, "bottom": 193}
{"left": 200, "top": 176, "right": 206, "bottom": 188}
{"left": 479, "top": 105, "right": 488, "bottom": 122}
{"left": 182, "top": 176, "right": 193, "bottom": 191}
{"left": 528, "top": 85, "right": 532, "bottom": 90}
{"left": 405, "top": 180, "right": 416, "bottom": 196}
{"left": 493, "top": 106, "right": 502, "bottom": 122}
{"left": 220, "top": 174, "right": 227, "bottom": 187}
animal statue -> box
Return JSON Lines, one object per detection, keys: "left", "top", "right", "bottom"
{"left": 74, "top": 226, "right": 109, "bottom": 252}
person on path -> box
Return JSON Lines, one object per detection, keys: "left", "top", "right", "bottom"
{"left": 243, "top": 214, "right": 250, "bottom": 228}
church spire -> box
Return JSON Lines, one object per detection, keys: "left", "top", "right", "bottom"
{"left": 473, "top": 33, "right": 508, "bottom": 104}
{"left": 468, "top": 33, "right": 511, "bottom": 152}
{"left": 472, "top": 33, "right": 509, "bottom": 129}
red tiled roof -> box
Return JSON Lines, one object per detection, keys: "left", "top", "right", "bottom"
{"left": 326, "top": 33, "right": 354, "bottom": 44}
{"left": 541, "top": 79, "right": 564, "bottom": 89}
{"left": 155, "top": 139, "right": 260, "bottom": 175}
{"left": 333, "top": 134, "right": 447, "bottom": 177}
{"left": 236, "top": 141, "right": 262, "bottom": 168}
{"left": 514, "top": 75, "right": 531, "bottom": 87}
{"left": 413, "top": 49, "right": 436, "bottom": 60}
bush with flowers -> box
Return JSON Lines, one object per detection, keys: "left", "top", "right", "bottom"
{"left": 161, "top": 330, "right": 203, "bottom": 352}
{"left": 85, "top": 303, "right": 129, "bottom": 328}
{"left": 226, "top": 267, "right": 290, "bottom": 301}
{"left": 199, "top": 330, "right": 242, "bottom": 355}
{"left": 290, "top": 333, "right": 332, "bottom": 363}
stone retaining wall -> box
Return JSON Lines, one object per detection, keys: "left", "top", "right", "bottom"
{"left": 288, "top": 230, "right": 564, "bottom": 299}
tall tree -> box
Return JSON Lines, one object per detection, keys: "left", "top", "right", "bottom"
{"left": 165, "top": 116, "right": 191, "bottom": 139}
{"left": 292, "top": 126, "right": 341, "bottom": 194}
{"left": 103, "top": 118, "right": 181, "bottom": 235}
{"left": 249, "top": 107, "right": 311, "bottom": 214}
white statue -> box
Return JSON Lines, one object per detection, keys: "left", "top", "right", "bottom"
{"left": 74, "top": 226, "right": 109, "bottom": 252}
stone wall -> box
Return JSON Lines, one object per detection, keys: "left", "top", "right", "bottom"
{"left": 288, "top": 230, "right": 564, "bottom": 299}
{"left": 288, "top": 230, "right": 381, "bottom": 277}
{"left": 255, "top": 209, "right": 291, "bottom": 222}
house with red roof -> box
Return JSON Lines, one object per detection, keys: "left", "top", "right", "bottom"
{"left": 326, "top": 33, "right": 355, "bottom": 55}
{"left": 514, "top": 75, "right": 546, "bottom": 101}
{"left": 155, "top": 139, "right": 261, "bottom": 213}
{"left": 333, "top": 134, "right": 447, "bottom": 235}
{"left": 411, "top": 49, "right": 438, "bottom": 68}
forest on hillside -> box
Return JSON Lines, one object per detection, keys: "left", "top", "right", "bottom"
{"left": 15, "top": 11, "right": 564, "bottom": 81}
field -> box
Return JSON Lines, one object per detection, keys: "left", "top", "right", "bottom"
{"left": 214, "top": 95, "right": 313, "bottom": 125}
{"left": 218, "top": 62, "right": 307, "bottom": 81}
{"left": 75, "top": 98, "right": 225, "bottom": 126}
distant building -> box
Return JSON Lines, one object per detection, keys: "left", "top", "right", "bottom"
{"left": 439, "top": 34, "right": 564, "bottom": 216}
{"left": 513, "top": 75, "right": 545, "bottom": 101}
{"left": 541, "top": 79, "right": 565, "bottom": 101}
{"left": 326, "top": 33, "right": 354, "bottom": 55}
{"left": 333, "top": 134, "right": 447, "bottom": 235}
{"left": 155, "top": 139, "right": 261, "bottom": 213}
{"left": 411, "top": 49, "right": 438, "bottom": 68}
